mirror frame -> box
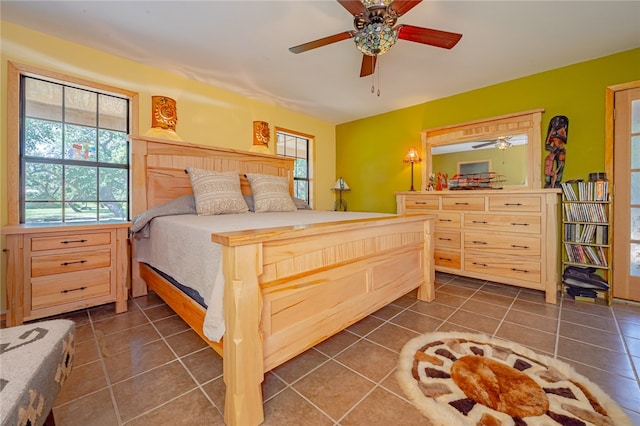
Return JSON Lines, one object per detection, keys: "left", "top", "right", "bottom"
{"left": 421, "top": 109, "right": 545, "bottom": 190}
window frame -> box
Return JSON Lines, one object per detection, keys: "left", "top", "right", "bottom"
{"left": 7, "top": 62, "right": 139, "bottom": 225}
{"left": 275, "top": 127, "right": 314, "bottom": 206}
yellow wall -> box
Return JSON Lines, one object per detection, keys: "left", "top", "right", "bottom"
{"left": 0, "top": 21, "right": 337, "bottom": 313}
{"left": 337, "top": 48, "right": 640, "bottom": 213}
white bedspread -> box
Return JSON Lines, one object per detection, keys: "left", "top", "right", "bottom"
{"left": 135, "top": 210, "right": 390, "bottom": 341}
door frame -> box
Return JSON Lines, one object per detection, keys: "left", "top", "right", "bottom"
{"left": 605, "top": 80, "right": 640, "bottom": 298}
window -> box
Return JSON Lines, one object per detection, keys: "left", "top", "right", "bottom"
{"left": 19, "top": 75, "right": 131, "bottom": 224}
{"left": 276, "top": 129, "right": 313, "bottom": 204}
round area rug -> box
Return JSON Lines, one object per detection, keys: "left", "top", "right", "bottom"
{"left": 396, "top": 332, "right": 632, "bottom": 426}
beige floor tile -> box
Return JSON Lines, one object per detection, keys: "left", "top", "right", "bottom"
{"left": 152, "top": 314, "right": 190, "bottom": 336}
{"left": 562, "top": 298, "right": 616, "bottom": 318}
{"left": 111, "top": 360, "right": 197, "bottom": 422}
{"left": 625, "top": 336, "right": 640, "bottom": 357}
{"left": 271, "top": 348, "right": 329, "bottom": 384}
{"left": 557, "top": 337, "right": 636, "bottom": 379}
{"left": 74, "top": 339, "right": 101, "bottom": 367}
{"left": 511, "top": 298, "right": 560, "bottom": 318}
{"left": 389, "top": 310, "right": 442, "bottom": 334}
{"left": 503, "top": 310, "right": 558, "bottom": 334}
{"left": 201, "top": 377, "right": 225, "bottom": 412}
{"left": 561, "top": 308, "right": 618, "bottom": 332}
{"left": 124, "top": 389, "right": 224, "bottom": 425}
{"left": 97, "top": 323, "right": 161, "bottom": 357}
{"left": 365, "top": 323, "right": 420, "bottom": 353}
{"left": 53, "top": 388, "right": 118, "bottom": 426}
{"left": 293, "top": 360, "right": 374, "bottom": 421}
{"left": 131, "top": 291, "right": 165, "bottom": 309}
{"left": 92, "top": 310, "right": 150, "bottom": 336}
{"left": 409, "top": 300, "right": 456, "bottom": 320}
{"left": 313, "top": 329, "right": 360, "bottom": 357}
{"left": 370, "top": 303, "right": 404, "bottom": 320}
{"left": 559, "top": 321, "right": 626, "bottom": 352}
{"left": 340, "top": 386, "right": 428, "bottom": 426}
{"left": 471, "top": 290, "right": 516, "bottom": 307}
{"left": 346, "top": 315, "right": 384, "bottom": 337}
{"left": 74, "top": 323, "right": 96, "bottom": 343}
{"left": 481, "top": 282, "right": 522, "bottom": 297}
{"left": 447, "top": 310, "right": 501, "bottom": 335}
{"left": 103, "top": 339, "right": 176, "bottom": 384}
{"left": 141, "top": 304, "right": 176, "bottom": 322}
{"left": 262, "top": 388, "right": 333, "bottom": 426}
{"left": 496, "top": 322, "right": 556, "bottom": 354}
{"left": 335, "top": 339, "right": 398, "bottom": 382}
{"left": 164, "top": 328, "right": 208, "bottom": 357}
{"left": 460, "top": 299, "right": 509, "bottom": 319}
{"left": 618, "top": 320, "right": 640, "bottom": 340}
{"left": 181, "top": 347, "right": 223, "bottom": 384}
{"left": 437, "top": 284, "right": 477, "bottom": 298}
{"left": 432, "top": 291, "right": 467, "bottom": 308}
{"left": 55, "top": 360, "right": 108, "bottom": 405}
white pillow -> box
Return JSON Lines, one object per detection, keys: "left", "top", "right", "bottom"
{"left": 187, "top": 168, "right": 249, "bottom": 215}
{"left": 245, "top": 173, "right": 297, "bottom": 213}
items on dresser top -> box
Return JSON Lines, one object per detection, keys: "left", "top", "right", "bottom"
{"left": 397, "top": 189, "right": 561, "bottom": 304}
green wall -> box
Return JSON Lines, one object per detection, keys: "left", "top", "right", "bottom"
{"left": 336, "top": 48, "right": 640, "bottom": 213}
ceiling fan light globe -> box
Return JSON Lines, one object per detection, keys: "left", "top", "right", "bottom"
{"left": 362, "top": 0, "right": 393, "bottom": 8}
{"left": 354, "top": 24, "right": 397, "bottom": 56}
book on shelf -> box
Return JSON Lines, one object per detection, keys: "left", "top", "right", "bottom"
{"left": 561, "top": 180, "right": 609, "bottom": 202}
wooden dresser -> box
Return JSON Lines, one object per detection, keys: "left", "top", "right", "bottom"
{"left": 2, "top": 222, "right": 130, "bottom": 325}
{"left": 397, "top": 189, "right": 561, "bottom": 303}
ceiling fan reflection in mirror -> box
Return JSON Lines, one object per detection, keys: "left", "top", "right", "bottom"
{"left": 289, "top": 0, "right": 463, "bottom": 80}
{"left": 473, "top": 136, "right": 513, "bottom": 150}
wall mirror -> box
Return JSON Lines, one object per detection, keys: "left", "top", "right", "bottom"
{"left": 421, "top": 109, "right": 544, "bottom": 190}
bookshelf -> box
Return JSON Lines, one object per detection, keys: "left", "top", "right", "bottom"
{"left": 560, "top": 181, "right": 612, "bottom": 305}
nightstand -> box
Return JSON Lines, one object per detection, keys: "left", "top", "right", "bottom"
{"left": 2, "top": 222, "right": 130, "bottom": 326}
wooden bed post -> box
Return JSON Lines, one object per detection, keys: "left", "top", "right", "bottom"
{"left": 130, "top": 136, "right": 148, "bottom": 297}
{"left": 417, "top": 217, "right": 436, "bottom": 302}
{"left": 222, "top": 242, "right": 265, "bottom": 426}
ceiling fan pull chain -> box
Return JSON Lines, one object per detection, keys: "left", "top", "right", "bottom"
{"left": 371, "top": 56, "right": 375, "bottom": 94}
{"left": 377, "top": 58, "right": 381, "bottom": 97}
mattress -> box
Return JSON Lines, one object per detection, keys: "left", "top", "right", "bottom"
{"left": 135, "top": 210, "right": 391, "bottom": 341}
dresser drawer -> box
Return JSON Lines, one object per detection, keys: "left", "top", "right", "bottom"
{"left": 31, "top": 249, "right": 111, "bottom": 277}
{"left": 31, "top": 232, "right": 112, "bottom": 251}
{"left": 442, "top": 196, "right": 485, "bottom": 211}
{"left": 464, "top": 231, "right": 541, "bottom": 257}
{"left": 488, "top": 196, "right": 541, "bottom": 213}
{"left": 465, "top": 214, "right": 541, "bottom": 234}
{"left": 434, "top": 212, "right": 461, "bottom": 230}
{"left": 434, "top": 249, "right": 461, "bottom": 269}
{"left": 435, "top": 230, "right": 461, "bottom": 249}
{"left": 465, "top": 253, "right": 541, "bottom": 284}
{"left": 404, "top": 196, "right": 439, "bottom": 211}
{"left": 31, "top": 269, "right": 112, "bottom": 310}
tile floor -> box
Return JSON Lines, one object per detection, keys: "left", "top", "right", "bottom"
{"left": 11, "top": 273, "right": 640, "bottom": 425}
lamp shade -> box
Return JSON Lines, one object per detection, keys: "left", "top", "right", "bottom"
{"left": 403, "top": 147, "right": 422, "bottom": 163}
{"left": 331, "top": 177, "right": 350, "bottom": 191}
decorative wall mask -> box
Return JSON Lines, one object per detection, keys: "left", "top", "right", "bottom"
{"left": 251, "top": 121, "right": 271, "bottom": 154}
{"left": 151, "top": 96, "right": 178, "bottom": 130}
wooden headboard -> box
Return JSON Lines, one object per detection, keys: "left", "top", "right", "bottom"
{"left": 130, "top": 135, "right": 295, "bottom": 216}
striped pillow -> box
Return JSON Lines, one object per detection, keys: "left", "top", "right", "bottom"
{"left": 187, "top": 168, "right": 249, "bottom": 215}
{"left": 245, "top": 173, "right": 296, "bottom": 213}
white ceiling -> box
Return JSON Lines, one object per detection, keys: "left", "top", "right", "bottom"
{"left": 2, "top": 1, "right": 639, "bottom": 124}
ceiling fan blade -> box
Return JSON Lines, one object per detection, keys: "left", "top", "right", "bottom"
{"left": 472, "top": 140, "right": 497, "bottom": 149}
{"left": 289, "top": 31, "right": 355, "bottom": 54}
{"left": 397, "top": 24, "right": 462, "bottom": 49}
{"left": 360, "top": 55, "right": 377, "bottom": 77}
{"left": 391, "top": 0, "right": 423, "bottom": 16}
{"left": 337, "top": 0, "right": 366, "bottom": 16}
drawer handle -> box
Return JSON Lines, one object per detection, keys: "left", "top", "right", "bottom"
{"left": 438, "top": 257, "right": 452, "bottom": 261}
{"left": 438, "top": 237, "right": 452, "bottom": 241}
{"left": 61, "top": 286, "right": 88, "bottom": 294}
{"left": 60, "top": 260, "right": 87, "bottom": 266}
{"left": 455, "top": 202, "right": 469, "bottom": 205}
{"left": 510, "top": 244, "right": 530, "bottom": 249}
{"left": 504, "top": 203, "right": 523, "bottom": 206}
{"left": 61, "top": 239, "right": 88, "bottom": 244}
{"left": 472, "top": 262, "right": 488, "bottom": 267}
{"left": 511, "top": 268, "right": 530, "bottom": 273}
{"left": 439, "top": 219, "right": 453, "bottom": 222}
{"left": 471, "top": 240, "right": 487, "bottom": 245}
{"left": 472, "top": 220, "right": 488, "bottom": 224}
{"left": 510, "top": 222, "right": 530, "bottom": 227}
{"left": 416, "top": 202, "right": 429, "bottom": 205}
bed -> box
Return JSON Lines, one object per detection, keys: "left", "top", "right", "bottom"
{"left": 130, "top": 135, "right": 435, "bottom": 426}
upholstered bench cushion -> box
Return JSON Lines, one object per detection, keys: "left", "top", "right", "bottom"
{"left": 1, "top": 319, "right": 75, "bottom": 426}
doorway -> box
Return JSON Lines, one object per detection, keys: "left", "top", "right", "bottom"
{"left": 608, "top": 81, "right": 640, "bottom": 301}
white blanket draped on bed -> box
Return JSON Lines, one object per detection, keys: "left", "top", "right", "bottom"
{"left": 135, "top": 210, "right": 391, "bottom": 341}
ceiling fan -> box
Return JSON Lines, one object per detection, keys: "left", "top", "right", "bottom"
{"left": 289, "top": 0, "right": 462, "bottom": 77}
{"left": 473, "top": 136, "right": 513, "bottom": 150}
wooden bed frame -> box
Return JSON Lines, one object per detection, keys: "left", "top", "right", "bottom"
{"left": 130, "top": 135, "right": 435, "bottom": 426}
